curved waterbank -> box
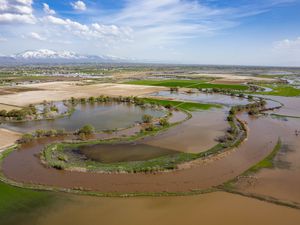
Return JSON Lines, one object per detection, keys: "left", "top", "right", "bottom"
{"left": 1, "top": 111, "right": 279, "bottom": 193}
{"left": 0, "top": 102, "right": 165, "bottom": 133}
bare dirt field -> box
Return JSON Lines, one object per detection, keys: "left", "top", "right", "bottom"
{"left": 0, "top": 128, "right": 21, "bottom": 151}
{"left": 0, "top": 82, "right": 167, "bottom": 109}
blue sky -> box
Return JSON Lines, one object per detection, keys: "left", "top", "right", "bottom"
{"left": 0, "top": 0, "right": 300, "bottom": 66}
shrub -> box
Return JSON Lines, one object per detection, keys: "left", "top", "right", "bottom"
{"left": 78, "top": 124, "right": 95, "bottom": 135}
{"left": 159, "top": 118, "right": 169, "bottom": 127}
{"left": 50, "top": 105, "right": 59, "bottom": 112}
{"left": 227, "top": 115, "right": 234, "bottom": 122}
{"left": 0, "top": 110, "right": 7, "bottom": 117}
{"left": 18, "top": 133, "right": 34, "bottom": 144}
{"left": 142, "top": 114, "right": 153, "bottom": 123}
{"left": 145, "top": 124, "right": 156, "bottom": 131}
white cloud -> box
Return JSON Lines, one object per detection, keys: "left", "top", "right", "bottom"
{"left": 71, "top": 1, "right": 86, "bottom": 11}
{"left": 274, "top": 37, "right": 300, "bottom": 50}
{"left": 271, "top": 37, "right": 300, "bottom": 65}
{"left": 43, "top": 3, "right": 55, "bottom": 15}
{"left": 28, "top": 32, "right": 46, "bottom": 41}
{"left": 0, "top": 0, "right": 35, "bottom": 24}
{"left": 43, "top": 15, "right": 131, "bottom": 41}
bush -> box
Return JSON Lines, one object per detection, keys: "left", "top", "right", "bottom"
{"left": 18, "top": 133, "right": 34, "bottom": 144}
{"left": 145, "top": 124, "right": 156, "bottom": 131}
{"left": 0, "top": 110, "right": 7, "bottom": 117}
{"left": 159, "top": 118, "right": 169, "bottom": 127}
{"left": 227, "top": 115, "right": 234, "bottom": 122}
{"left": 142, "top": 114, "right": 153, "bottom": 123}
{"left": 78, "top": 124, "right": 95, "bottom": 135}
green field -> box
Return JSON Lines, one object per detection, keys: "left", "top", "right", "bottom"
{"left": 142, "top": 98, "right": 222, "bottom": 111}
{"left": 125, "top": 79, "right": 249, "bottom": 90}
{"left": 257, "top": 84, "right": 300, "bottom": 97}
{"left": 0, "top": 182, "right": 52, "bottom": 222}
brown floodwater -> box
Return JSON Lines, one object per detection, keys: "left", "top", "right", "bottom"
{"left": 257, "top": 95, "right": 300, "bottom": 117}
{"left": 235, "top": 116, "right": 300, "bottom": 204}
{"left": 9, "top": 192, "right": 300, "bottom": 225}
{"left": 142, "top": 108, "right": 228, "bottom": 153}
{"left": 2, "top": 111, "right": 281, "bottom": 193}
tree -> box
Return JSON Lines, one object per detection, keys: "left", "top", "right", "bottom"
{"left": 142, "top": 114, "right": 153, "bottom": 123}
{"left": 159, "top": 118, "right": 169, "bottom": 127}
{"left": 0, "top": 110, "right": 7, "bottom": 117}
{"left": 78, "top": 124, "right": 95, "bottom": 135}
{"left": 18, "top": 133, "right": 34, "bottom": 144}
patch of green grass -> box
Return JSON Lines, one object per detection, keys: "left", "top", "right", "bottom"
{"left": 142, "top": 98, "right": 221, "bottom": 111}
{"left": 125, "top": 79, "right": 249, "bottom": 90}
{"left": 0, "top": 146, "right": 56, "bottom": 223}
{"left": 0, "top": 182, "right": 51, "bottom": 219}
{"left": 222, "top": 139, "right": 282, "bottom": 191}
{"left": 245, "top": 139, "right": 282, "bottom": 174}
{"left": 257, "top": 84, "right": 300, "bottom": 97}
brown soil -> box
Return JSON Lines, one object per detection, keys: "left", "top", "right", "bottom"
{"left": 0, "top": 129, "right": 21, "bottom": 151}
{"left": 0, "top": 82, "right": 167, "bottom": 108}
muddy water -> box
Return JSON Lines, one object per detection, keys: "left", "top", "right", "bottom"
{"left": 74, "top": 143, "right": 178, "bottom": 163}
{"left": 141, "top": 109, "right": 228, "bottom": 153}
{"left": 257, "top": 95, "right": 300, "bottom": 117}
{"left": 235, "top": 116, "right": 300, "bottom": 203}
{"left": 2, "top": 112, "right": 281, "bottom": 193}
{"left": 149, "top": 91, "right": 250, "bottom": 106}
{"left": 10, "top": 192, "right": 300, "bottom": 225}
{"left": 0, "top": 102, "right": 164, "bottom": 133}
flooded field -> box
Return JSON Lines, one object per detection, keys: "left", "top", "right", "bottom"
{"left": 0, "top": 102, "right": 164, "bottom": 133}
{"left": 1, "top": 88, "right": 300, "bottom": 225}
{"left": 1, "top": 111, "right": 280, "bottom": 193}
{"left": 148, "top": 91, "right": 250, "bottom": 106}
{"left": 5, "top": 192, "right": 300, "bottom": 225}
{"left": 234, "top": 116, "right": 300, "bottom": 204}
{"left": 142, "top": 109, "right": 228, "bottom": 153}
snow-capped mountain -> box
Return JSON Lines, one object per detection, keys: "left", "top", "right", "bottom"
{"left": 0, "top": 49, "right": 129, "bottom": 64}
{"left": 15, "top": 49, "right": 87, "bottom": 60}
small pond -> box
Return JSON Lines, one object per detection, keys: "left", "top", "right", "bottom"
{"left": 71, "top": 143, "right": 178, "bottom": 163}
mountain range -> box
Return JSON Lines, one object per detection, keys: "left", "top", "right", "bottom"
{"left": 0, "top": 49, "right": 129, "bottom": 64}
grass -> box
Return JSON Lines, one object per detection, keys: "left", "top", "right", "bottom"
{"left": 256, "top": 84, "right": 300, "bottom": 97}
{"left": 125, "top": 79, "right": 249, "bottom": 90}
{"left": 142, "top": 98, "right": 222, "bottom": 111}
{"left": 0, "top": 182, "right": 51, "bottom": 219}
{"left": 41, "top": 110, "right": 246, "bottom": 174}
{"left": 222, "top": 139, "right": 282, "bottom": 190}
{"left": 42, "top": 141, "right": 199, "bottom": 173}
{"left": 245, "top": 139, "right": 282, "bottom": 174}
{"left": 0, "top": 146, "right": 53, "bottom": 221}
{"left": 271, "top": 113, "right": 300, "bottom": 119}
